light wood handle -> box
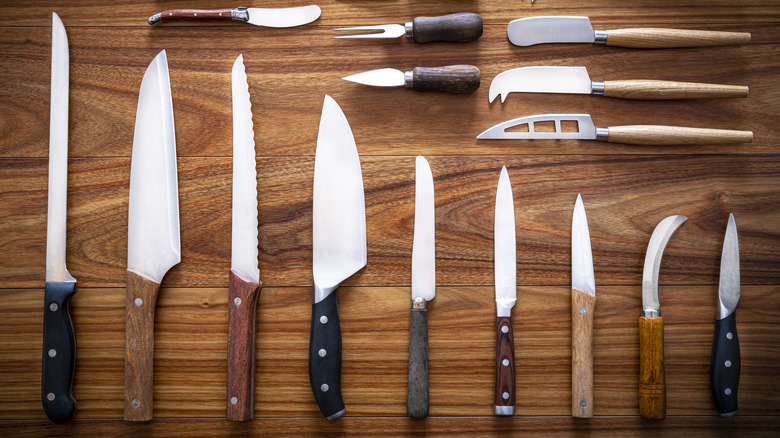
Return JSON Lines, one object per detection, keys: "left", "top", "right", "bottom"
{"left": 603, "top": 80, "right": 748, "bottom": 100}
{"left": 606, "top": 28, "right": 751, "bottom": 48}
{"left": 572, "top": 288, "right": 595, "bottom": 418}
{"left": 639, "top": 316, "right": 666, "bottom": 420}
{"left": 607, "top": 126, "right": 753, "bottom": 145}
{"left": 226, "top": 269, "right": 262, "bottom": 421}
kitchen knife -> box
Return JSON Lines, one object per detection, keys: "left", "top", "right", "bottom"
{"left": 407, "top": 155, "right": 435, "bottom": 420}
{"left": 477, "top": 114, "right": 753, "bottom": 145}
{"left": 124, "top": 50, "right": 181, "bottom": 422}
{"left": 334, "top": 12, "right": 482, "bottom": 43}
{"left": 507, "top": 16, "right": 751, "bottom": 48}
{"left": 489, "top": 66, "right": 749, "bottom": 103}
{"left": 711, "top": 213, "right": 741, "bottom": 417}
{"left": 42, "top": 12, "right": 77, "bottom": 425}
{"left": 342, "top": 65, "right": 480, "bottom": 94}
{"left": 639, "top": 215, "right": 687, "bottom": 420}
{"left": 571, "top": 194, "right": 595, "bottom": 418}
{"left": 309, "top": 95, "right": 367, "bottom": 420}
{"left": 226, "top": 54, "right": 262, "bottom": 422}
{"left": 148, "top": 5, "right": 321, "bottom": 27}
{"left": 494, "top": 166, "right": 516, "bottom": 416}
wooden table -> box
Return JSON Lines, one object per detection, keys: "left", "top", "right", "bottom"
{"left": 1, "top": 1, "right": 779, "bottom": 436}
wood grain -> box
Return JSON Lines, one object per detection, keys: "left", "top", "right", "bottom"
{"left": 226, "top": 269, "right": 262, "bottom": 421}
{"left": 605, "top": 28, "right": 751, "bottom": 48}
{"left": 411, "top": 13, "right": 483, "bottom": 43}
{"left": 602, "top": 80, "right": 749, "bottom": 100}
{"left": 639, "top": 316, "right": 666, "bottom": 420}
{"left": 571, "top": 288, "right": 596, "bottom": 418}
{"left": 493, "top": 316, "right": 515, "bottom": 414}
{"left": 606, "top": 126, "right": 754, "bottom": 145}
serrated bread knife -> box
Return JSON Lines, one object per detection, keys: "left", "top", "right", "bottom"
{"left": 148, "top": 5, "right": 321, "bottom": 27}
{"left": 571, "top": 194, "right": 595, "bottom": 418}
{"left": 494, "top": 166, "right": 516, "bottom": 416}
{"left": 342, "top": 65, "right": 480, "bottom": 94}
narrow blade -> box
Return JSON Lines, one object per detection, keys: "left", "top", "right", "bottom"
{"left": 718, "top": 214, "right": 740, "bottom": 318}
{"left": 477, "top": 114, "right": 597, "bottom": 140}
{"left": 247, "top": 5, "right": 321, "bottom": 28}
{"left": 127, "top": 50, "right": 180, "bottom": 283}
{"left": 342, "top": 68, "right": 405, "bottom": 88}
{"left": 507, "top": 16, "right": 595, "bottom": 46}
{"left": 495, "top": 166, "right": 516, "bottom": 317}
{"left": 334, "top": 24, "right": 407, "bottom": 39}
{"left": 231, "top": 54, "right": 259, "bottom": 283}
{"left": 642, "top": 215, "right": 687, "bottom": 314}
{"left": 411, "top": 156, "right": 435, "bottom": 302}
{"left": 572, "top": 194, "right": 595, "bottom": 295}
{"left": 489, "top": 67, "right": 593, "bottom": 103}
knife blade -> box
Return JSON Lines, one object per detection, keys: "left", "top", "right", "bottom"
{"left": 148, "top": 5, "right": 321, "bottom": 27}
{"left": 488, "top": 66, "right": 749, "bottom": 103}
{"left": 711, "top": 213, "right": 741, "bottom": 417}
{"left": 571, "top": 194, "right": 595, "bottom": 418}
{"left": 639, "top": 215, "right": 687, "bottom": 420}
{"left": 226, "top": 54, "right": 262, "bottom": 422}
{"left": 507, "top": 16, "right": 751, "bottom": 48}
{"left": 494, "top": 166, "right": 516, "bottom": 416}
{"left": 42, "top": 12, "right": 77, "bottom": 425}
{"left": 309, "top": 95, "right": 367, "bottom": 420}
{"left": 407, "top": 155, "right": 435, "bottom": 420}
{"left": 342, "top": 65, "right": 480, "bottom": 94}
{"left": 124, "top": 50, "right": 180, "bottom": 422}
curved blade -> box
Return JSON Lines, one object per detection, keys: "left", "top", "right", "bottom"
{"left": 489, "top": 67, "right": 593, "bottom": 103}
{"left": 495, "top": 166, "right": 516, "bottom": 317}
{"left": 127, "top": 50, "right": 180, "bottom": 283}
{"left": 411, "top": 156, "right": 435, "bottom": 302}
{"left": 247, "top": 5, "right": 321, "bottom": 28}
{"left": 477, "top": 114, "right": 597, "bottom": 140}
{"left": 572, "top": 194, "right": 594, "bottom": 295}
{"left": 718, "top": 214, "right": 740, "bottom": 318}
{"left": 507, "top": 16, "right": 595, "bottom": 46}
{"left": 342, "top": 68, "right": 405, "bottom": 88}
{"left": 642, "top": 215, "right": 687, "bottom": 314}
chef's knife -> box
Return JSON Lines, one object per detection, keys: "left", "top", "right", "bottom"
{"left": 309, "top": 95, "right": 367, "bottom": 420}
{"left": 226, "top": 54, "right": 262, "bottom": 422}
{"left": 711, "top": 213, "right": 741, "bottom": 417}
{"left": 639, "top": 215, "right": 687, "bottom": 420}
{"left": 494, "top": 166, "right": 516, "bottom": 416}
{"left": 124, "top": 50, "right": 181, "bottom": 422}
{"left": 148, "top": 5, "right": 321, "bottom": 27}
{"left": 507, "top": 16, "right": 751, "bottom": 48}
{"left": 571, "top": 194, "right": 595, "bottom": 418}
{"left": 489, "top": 66, "right": 749, "bottom": 103}
{"left": 42, "top": 12, "right": 77, "bottom": 425}
{"left": 408, "top": 155, "right": 435, "bottom": 420}
{"left": 477, "top": 114, "right": 753, "bottom": 145}
{"left": 342, "top": 65, "right": 480, "bottom": 94}
{"left": 334, "top": 12, "right": 482, "bottom": 43}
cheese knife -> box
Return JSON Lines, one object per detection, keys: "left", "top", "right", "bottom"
{"left": 571, "top": 194, "right": 595, "bottom": 418}
{"left": 334, "top": 12, "right": 482, "bottom": 43}
{"left": 309, "top": 95, "right": 367, "bottom": 420}
{"left": 342, "top": 65, "right": 481, "bottom": 94}
{"left": 494, "top": 166, "right": 516, "bottom": 416}
{"left": 124, "top": 50, "right": 181, "bottom": 422}
{"left": 148, "top": 5, "right": 321, "bottom": 27}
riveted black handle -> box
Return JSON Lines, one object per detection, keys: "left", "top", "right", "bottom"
{"left": 412, "top": 12, "right": 483, "bottom": 43}
{"left": 41, "top": 281, "right": 78, "bottom": 424}
{"left": 309, "top": 292, "right": 345, "bottom": 420}
{"left": 711, "top": 311, "right": 740, "bottom": 417}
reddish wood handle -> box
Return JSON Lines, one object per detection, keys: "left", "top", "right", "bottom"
{"left": 494, "top": 317, "right": 515, "bottom": 415}
{"left": 226, "top": 269, "right": 262, "bottom": 421}
{"left": 639, "top": 316, "right": 666, "bottom": 420}
{"left": 572, "top": 288, "right": 595, "bottom": 418}
{"left": 155, "top": 9, "right": 233, "bottom": 23}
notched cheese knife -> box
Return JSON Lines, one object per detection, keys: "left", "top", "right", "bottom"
{"left": 342, "top": 65, "right": 480, "bottom": 94}
{"left": 571, "top": 194, "right": 595, "bottom": 418}
{"left": 148, "top": 5, "right": 321, "bottom": 27}
{"left": 335, "top": 12, "right": 482, "bottom": 43}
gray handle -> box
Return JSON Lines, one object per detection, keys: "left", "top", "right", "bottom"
{"left": 407, "top": 307, "right": 429, "bottom": 419}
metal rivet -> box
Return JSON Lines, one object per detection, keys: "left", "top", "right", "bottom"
{"left": 580, "top": 401, "right": 587, "bottom": 407}
{"left": 501, "top": 325, "right": 509, "bottom": 334}
{"left": 230, "top": 396, "right": 238, "bottom": 405}
{"left": 168, "top": 12, "right": 172, "bottom": 16}
{"left": 580, "top": 308, "right": 587, "bottom": 315}
{"left": 234, "top": 297, "right": 241, "bottom": 306}
{"left": 320, "top": 384, "right": 329, "bottom": 392}
{"left": 49, "top": 303, "right": 58, "bottom": 312}
{"left": 193, "top": 13, "right": 198, "bottom": 16}
{"left": 725, "top": 388, "right": 732, "bottom": 395}
{"left": 135, "top": 298, "right": 143, "bottom": 306}
{"left": 132, "top": 398, "right": 140, "bottom": 407}
{"left": 502, "top": 359, "right": 509, "bottom": 366}
{"left": 725, "top": 360, "right": 732, "bottom": 367}
{"left": 219, "top": 12, "right": 223, "bottom": 16}
{"left": 318, "top": 349, "right": 327, "bottom": 358}
{"left": 502, "top": 392, "right": 509, "bottom": 400}
{"left": 48, "top": 349, "right": 57, "bottom": 357}
{"left": 727, "top": 332, "right": 733, "bottom": 340}
{"left": 320, "top": 316, "right": 328, "bottom": 324}
{"left": 47, "top": 393, "right": 55, "bottom": 401}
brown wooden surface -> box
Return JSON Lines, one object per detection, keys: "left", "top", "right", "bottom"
{"left": 1, "top": 0, "right": 779, "bottom": 436}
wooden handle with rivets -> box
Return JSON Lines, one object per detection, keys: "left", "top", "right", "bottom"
{"left": 150, "top": 9, "right": 233, "bottom": 25}
{"left": 607, "top": 126, "right": 753, "bottom": 145}
{"left": 572, "top": 288, "right": 595, "bottom": 418}
{"left": 411, "top": 65, "right": 481, "bottom": 93}
{"left": 603, "top": 80, "right": 748, "bottom": 100}
{"left": 412, "top": 12, "right": 483, "bottom": 43}
{"left": 494, "top": 316, "right": 515, "bottom": 415}
{"left": 606, "top": 28, "right": 751, "bottom": 48}
{"left": 639, "top": 316, "right": 666, "bottom": 420}
{"left": 226, "top": 269, "right": 262, "bottom": 421}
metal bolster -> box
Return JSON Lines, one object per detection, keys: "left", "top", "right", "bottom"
{"left": 643, "top": 308, "right": 661, "bottom": 318}
{"left": 404, "top": 21, "right": 414, "bottom": 38}
{"left": 232, "top": 7, "right": 249, "bottom": 22}
{"left": 591, "top": 81, "right": 605, "bottom": 95}
{"left": 594, "top": 30, "right": 608, "bottom": 44}
{"left": 404, "top": 70, "right": 414, "bottom": 88}
{"left": 148, "top": 13, "right": 163, "bottom": 25}
{"left": 495, "top": 405, "right": 515, "bottom": 416}
{"left": 595, "top": 127, "right": 609, "bottom": 142}
{"left": 412, "top": 297, "right": 427, "bottom": 309}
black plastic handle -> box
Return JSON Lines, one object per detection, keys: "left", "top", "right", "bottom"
{"left": 41, "top": 280, "right": 78, "bottom": 424}
{"left": 407, "top": 307, "right": 429, "bottom": 419}
{"left": 309, "top": 292, "right": 345, "bottom": 420}
{"left": 711, "top": 311, "right": 740, "bottom": 416}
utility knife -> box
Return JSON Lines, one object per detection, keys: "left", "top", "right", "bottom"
{"left": 571, "top": 194, "right": 595, "bottom": 418}
{"left": 149, "top": 5, "right": 321, "bottom": 27}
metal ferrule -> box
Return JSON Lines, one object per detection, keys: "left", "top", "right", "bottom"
{"left": 591, "top": 81, "right": 605, "bottom": 95}
{"left": 643, "top": 308, "right": 661, "bottom": 318}
{"left": 232, "top": 7, "right": 249, "bottom": 22}
{"left": 595, "top": 127, "right": 609, "bottom": 142}
{"left": 148, "top": 13, "right": 162, "bottom": 25}
{"left": 495, "top": 405, "right": 515, "bottom": 416}
{"left": 412, "top": 297, "right": 427, "bottom": 309}
{"left": 404, "top": 70, "right": 414, "bottom": 88}
{"left": 594, "top": 30, "right": 608, "bottom": 44}
{"left": 405, "top": 21, "right": 414, "bottom": 38}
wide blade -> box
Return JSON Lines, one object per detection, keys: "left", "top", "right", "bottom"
{"left": 477, "top": 114, "right": 597, "bottom": 140}
{"left": 411, "top": 156, "right": 435, "bottom": 302}
{"left": 312, "top": 95, "right": 366, "bottom": 302}
{"left": 247, "top": 5, "right": 321, "bottom": 28}
{"left": 718, "top": 214, "right": 740, "bottom": 318}
{"left": 572, "top": 194, "right": 595, "bottom": 295}
{"left": 494, "top": 166, "right": 516, "bottom": 317}
{"left": 46, "top": 13, "right": 74, "bottom": 284}
{"left": 489, "top": 67, "right": 593, "bottom": 103}
{"left": 342, "top": 68, "right": 405, "bottom": 88}
{"left": 507, "top": 16, "right": 595, "bottom": 46}
{"left": 231, "top": 54, "right": 260, "bottom": 284}
{"left": 642, "top": 215, "right": 687, "bottom": 314}
{"left": 127, "top": 50, "right": 180, "bottom": 283}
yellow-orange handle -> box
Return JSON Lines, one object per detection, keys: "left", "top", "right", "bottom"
{"left": 603, "top": 80, "right": 748, "bottom": 100}
{"left": 639, "top": 316, "right": 666, "bottom": 420}
{"left": 606, "top": 28, "right": 750, "bottom": 48}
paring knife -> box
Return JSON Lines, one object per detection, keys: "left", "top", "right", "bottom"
{"left": 335, "top": 12, "right": 482, "bottom": 43}
{"left": 711, "top": 214, "right": 741, "bottom": 417}
{"left": 408, "top": 155, "right": 435, "bottom": 420}
{"left": 342, "top": 65, "right": 481, "bottom": 94}
{"left": 42, "top": 12, "right": 77, "bottom": 425}
{"left": 494, "top": 166, "right": 516, "bottom": 416}
{"left": 571, "top": 194, "right": 595, "bottom": 418}
{"left": 124, "top": 50, "right": 181, "bottom": 422}
{"left": 489, "top": 66, "right": 749, "bottom": 103}
{"left": 226, "top": 54, "right": 262, "bottom": 422}
{"left": 639, "top": 215, "right": 687, "bottom": 421}
{"left": 477, "top": 114, "right": 753, "bottom": 145}
{"left": 507, "top": 16, "right": 751, "bottom": 48}
{"left": 148, "top": 5, "right": 321, "bottom": 27}
{"left": 309, "top": 95, "right": 367, "bottom": 420}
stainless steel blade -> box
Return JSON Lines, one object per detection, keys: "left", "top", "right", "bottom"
{"left": 477, "top": 114, "right": 597, "bottom": 140}
{"left": 494, "top": 166, "right": 517, "bottom": 317}
{"left": 127, "top": 50, "right": 181, "bottom": 283}
{"left": 489, "top": 67, "right": 593, "bottom": 103}
{"left": 247, "top": 5, "right": 321, "bottom": 28}
{"left": 411, "top": 156, "right": 435, "bottom": 302}
{"left": 342, "top": 68, "right": 405, "bottom": 88}
{"left": 334, "top": 24, "right": 407, "bottom": 39}
{"left": 572, "top": 194, "right": 595, "bottom": 295}
{"left": 507, "top": 16, "right": 595, "bottom": 46}
{"left": 312, "top": 95, "right": 367, "bottom": 303}
{"left": 642, "top": 215, "right": 687, "bottom": 315}
{"left": 718, "top": 214, "right": 740, "bottom": 318}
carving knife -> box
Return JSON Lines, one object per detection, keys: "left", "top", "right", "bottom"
{"left": 494, "top": 166, "right": 516, "bottom": 416}
{"left": 407, "top": 155, "right": 435, "bottom": 420}
{"left": 42, "top": 12, "right": 77, "bottom": 425}
{"left": 571, "top": 194, "right": 595, "bottom": 418}
{"left": 507, "top": 16, "right": 751, "bottom": 48}
{"left": 711, "top": 214, "right": 741, "bottom": 417}
{"left": 309, "top": 95, "right": 367, "bottom": 420}
{"left": 489, "top": 67, "right": 749, "bottom": 103}
{"left": 334, "top": 12, "right": 482, "bottom": 42}
{"left": 226, "top": 54, "right": 262, "bottom": 422}
{"left": 148, "top": 5, "right": 321, "bottom": 27}
{"left": 342, "top": 65, "right": 481, "bottom": 94}
{"left": 124, "top": 50, "right": 181, "bottom": 422}
{"left": 639, "top": 215, "right": 687, "bottom": 420}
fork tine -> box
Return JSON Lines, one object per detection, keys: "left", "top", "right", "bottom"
{"left": 334, "top": 24, "right": 406, "bottom": 39}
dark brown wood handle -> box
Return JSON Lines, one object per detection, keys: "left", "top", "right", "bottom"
{"left": 226, "top": 269, "right": 262, "bottom": 421}
{"left": 153, "top": 9, "right": 234, "bottom": 24}
{"left": 494, "top": 316, "right": 515, "bottom": 415}
{"left": 639, "top": 316, "right": 666, "bottom": 420}
{"left": 603, "top": 80, "right": 749, "bottom": 100}
{"left": 124, "top": 269, "right": 161, "bottom": 422}
{"left": 606, "top": 28, "right": 751, "bottom": 48}
{"left": 411, "top": 65, "right": 481, "bottom": 93}
{"left": 412, "top": 12, "right": 483, "bottom": 43}
{"left": 607, "top": 126, "right": 753, "bottom": 145}
{"left": 572, "top": 288, "right": 595, "bottom": 418}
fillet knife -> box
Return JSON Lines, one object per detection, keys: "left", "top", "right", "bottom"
{"left": 342, "top": 65, "right": 481, "bottom": 94}
{"left": 494, "top": 166, "right": 516, "bottom": 416}
{"left": 149, "top": 5, "right": 321, "bottom": 27}
{"left": 335, "top": 12, "right": 482, "bottom": 43}
{"left": 571, "top": 194, "right": 595, "bottom": 418}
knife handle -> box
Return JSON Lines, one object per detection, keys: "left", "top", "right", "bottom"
{"left": 309, "top": 292, "right": 345, "bottom": 420}
{"left": 602, "top": 80, "right": 748, "bottom": 100}
{"left": 149, "top": 9, "right": 235, "bottom": 25}
{"left": 605, "top": 126, "right": 753, "bottom": 145}
{"left": 605, "top": 28, "right": 751, "bottom": 48}
{"left": 711, "top": 311, "right": 740, "bottom": 417}
{"left": 407, "top": 305, "right": 429, "bottom": 419}
{"left": 41, "top": 281, "right": 78, "bottom": 424}
{"left": 494, "top": 316, "right": 515, "bottom": 416}
{"left": 226, "top": 269, "right": 262, "bottom": 421}
{"left": 571, "top": 288, "right": 595, "bottom": 418}
{"left": 638, "top": 316, "right": 666, "bottom": 420}
{"left": 410, "top": 65, "right": 481, "bottom": 94}
{"left": 124, "top": 269, "right": 161, "bottom": 422}
{"left": 411, "top": 12, "right": 483, "bottom": 43}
